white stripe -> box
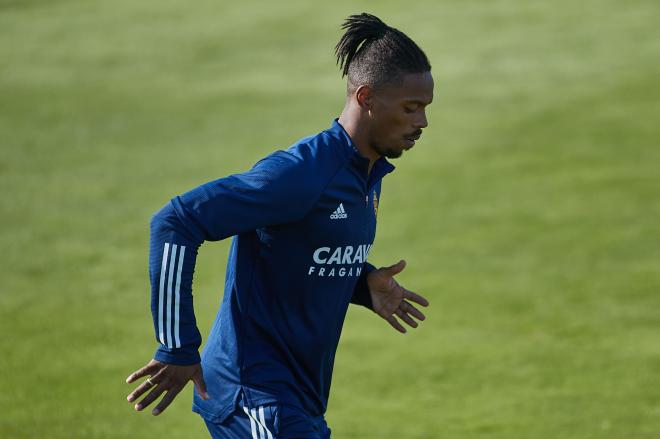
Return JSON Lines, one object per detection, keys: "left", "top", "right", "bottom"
{"left": 166, "top": 244, "right": 177, "bottom": 348}
{"left": 174, "top": 246, "right": 185, "bottom": 348}
{"left": 258, "top": 406, "right": 273, "bottom": 439}
{"left": 252, "top": 408, "right": 265, "bottom": 439}
{"left": 243, "top": 407, "right": 258, "bottom": 439}
{"left": 158, "top": 243, "right": 170, "bottom": 344}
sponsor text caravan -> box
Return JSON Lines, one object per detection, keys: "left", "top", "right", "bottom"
{"left": 307, "top": 244, "right": 372, "bottom": 277}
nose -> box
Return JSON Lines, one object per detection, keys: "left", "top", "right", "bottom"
{"left": 416, "top": 110, "right": 428, "bottom": 129}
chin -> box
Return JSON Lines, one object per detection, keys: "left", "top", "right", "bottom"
{"left": 383, "top": 149, "right": 404, "bottom": 159}
{"left": 373, "top": 143, "right": 404, "bottom": 159}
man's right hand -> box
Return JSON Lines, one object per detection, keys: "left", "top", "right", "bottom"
{"left": 126, "top": 359, "right": 209, "bottom": 416}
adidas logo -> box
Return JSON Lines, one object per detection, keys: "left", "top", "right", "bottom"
{"left": 330, "top": 203, "right": 348, "bottom": 220}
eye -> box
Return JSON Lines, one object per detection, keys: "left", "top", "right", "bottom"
{"left": 404, "top": 106, "right": 416, "bottom": 114}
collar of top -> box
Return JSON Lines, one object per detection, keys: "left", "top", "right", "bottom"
{"left": 331, "top": 119, "right": 396, "bottom": 180}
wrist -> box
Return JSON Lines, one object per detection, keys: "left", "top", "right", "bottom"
{"left": 154, "top": 345, "right": 200, "bottom": 365}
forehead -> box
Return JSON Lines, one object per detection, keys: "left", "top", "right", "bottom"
{"left": 380, "top": 71, "right": 434, "bottom": 104}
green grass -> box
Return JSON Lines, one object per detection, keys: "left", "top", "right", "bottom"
{"left": 2, "top": 0, "right": 660, "bottom": 437}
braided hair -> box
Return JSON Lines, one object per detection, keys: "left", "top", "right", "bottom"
{"left": 335, "top": 13, "right": 431, "bottom": 93}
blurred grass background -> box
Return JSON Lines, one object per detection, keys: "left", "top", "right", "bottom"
{"left": 1, "top": 0, "right": 660, "bottom": 437}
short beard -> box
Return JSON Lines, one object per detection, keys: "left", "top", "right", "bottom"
{"left": 372, "top": 142, "right": 403, "bottom": 159}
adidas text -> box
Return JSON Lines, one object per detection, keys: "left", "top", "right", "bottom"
{"left": 330, "top": 203, "right": 348, "bottom": 220}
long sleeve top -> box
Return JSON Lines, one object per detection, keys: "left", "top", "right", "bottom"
{"left": 148, "top": 119, "right": 394, "bottom": 423}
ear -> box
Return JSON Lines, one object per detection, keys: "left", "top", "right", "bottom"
{"left": 355, "top": 85, "right": 374, "bottom": 111}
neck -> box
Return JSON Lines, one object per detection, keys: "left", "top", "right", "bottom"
{"left": 338, "top": 105, "right": 379, "bottom": 174}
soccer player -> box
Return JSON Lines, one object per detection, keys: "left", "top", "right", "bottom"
{"left": 126, "top": 12, "right": 433, "bottom": 438}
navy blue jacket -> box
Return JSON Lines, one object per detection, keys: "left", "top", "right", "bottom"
{"left": 148, "top": 119, "right": 395, "bottom": 422}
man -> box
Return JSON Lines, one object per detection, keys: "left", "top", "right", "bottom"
{"left": 126, "top": 12, "right": 434, "bottom": 438}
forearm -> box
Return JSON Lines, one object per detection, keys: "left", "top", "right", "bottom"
{"left": 350, "top": 262, "right": 377, "bottom": 309}
{"left": 149, "top": 202, "right": 203, "bottom": 365}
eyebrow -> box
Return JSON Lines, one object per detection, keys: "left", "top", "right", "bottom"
{"left": 403, "top": 99, "right": 432, "bottom": 106}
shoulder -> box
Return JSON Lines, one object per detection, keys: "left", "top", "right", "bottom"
{"left": 284, "top": 128, "right": 349, "bottom": 167}
{"left": 251, "top": 128, "right": 349, "bottom": 187}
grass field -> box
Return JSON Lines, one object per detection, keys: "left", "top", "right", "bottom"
{"left": 2, "top": 0, "right": 660, "bottom": 437}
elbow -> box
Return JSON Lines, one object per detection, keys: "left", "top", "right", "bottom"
{"left": 150, "top": 201, "right": 177, "bottom": 234}
{"left": 150, "top": 199, "right": 204, "bottom": 243}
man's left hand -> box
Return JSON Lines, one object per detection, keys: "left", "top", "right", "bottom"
{"left": 367, "top": 260, "right": 429, "bottom": 333}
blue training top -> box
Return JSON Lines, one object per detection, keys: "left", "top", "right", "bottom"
{"left": 148, "top": 119, "right": 395, "bottom": 423}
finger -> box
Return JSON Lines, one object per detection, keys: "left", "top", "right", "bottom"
{"left": 403, "top": 289, "right": 429, "bottom": 307}
{"left": 192, "top": 369, "right": 210, "bottom": 400}
{"left": 401, "top": 301, "right": 426, "bottom": 321}
{"left": 126, "top": 361, "right": 160, "bottom": 384}
{"left": 152, "top": 384, "right": 185, "bottom": 416}
{"left": 127, "top": 365, "right": 171, "bottom": 402}
{"left": 135, "top": 382, "right": 168, "bottom": 411}
{"left": 395, "top": 308, "right": 418, "bottom": 328}
{"left": 383, "top": 259, "right": 406, "bottom": 277}
{"left": 386, "top": 315, "right": 407, "bottom": 334}
{"left": 127, "top": 377, "right": 157, "bottom": 403}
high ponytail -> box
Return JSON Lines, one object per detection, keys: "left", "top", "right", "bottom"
{"left": 334, "top": 13, "right": 431, "bottom": 90}
{"left": 335, "top": 13, "right": 389, "bottom": 78}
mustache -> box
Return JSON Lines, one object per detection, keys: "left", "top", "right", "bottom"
{"left": 404, "top": 130, "right": 423, "bottom": 139}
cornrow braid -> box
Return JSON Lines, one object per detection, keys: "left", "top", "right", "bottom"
{"left": 335, "top": 13, "right": 431, "bottom": 92}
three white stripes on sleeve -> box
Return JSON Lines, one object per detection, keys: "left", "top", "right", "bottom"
{"left": 158, "top": 242, "right": 185, "bottom": 349}
{"left": 242, "top": 406, "right": 274, "bottom": 439}
{"left": 158, "top": 245, "right": 272, "bottom": 438}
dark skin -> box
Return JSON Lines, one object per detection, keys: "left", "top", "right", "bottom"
{"left": 126, "top": 70, "right": 434, "bottom": 416}
{"left": 339, "top": 71, "right": 434, "bottom": 170}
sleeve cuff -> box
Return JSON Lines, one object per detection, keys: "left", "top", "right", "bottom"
{"left": 154, "top": 345, "right": 201, "bottom": 365}
{"left": 351, "top": 262, "right": 377, "bottom": 310}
